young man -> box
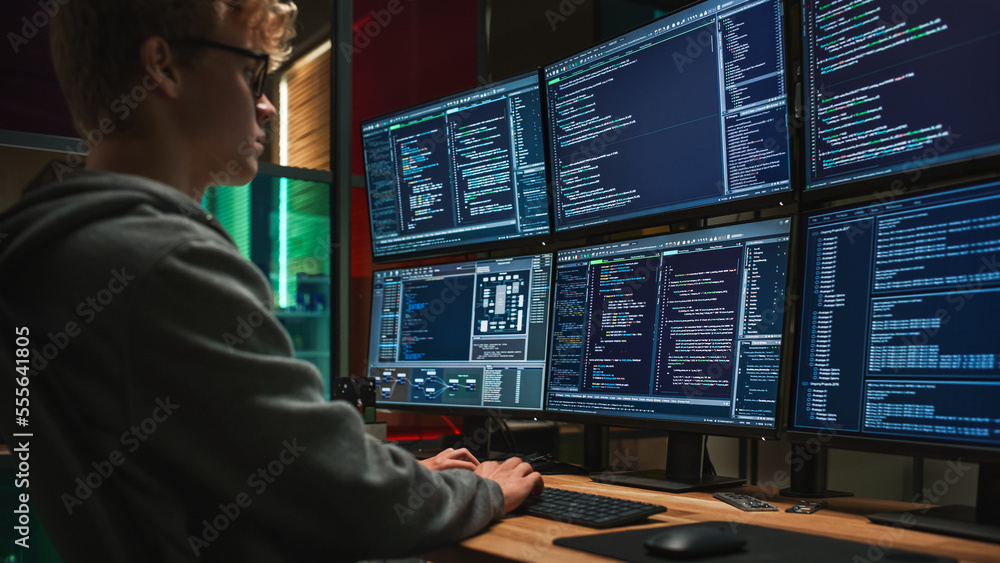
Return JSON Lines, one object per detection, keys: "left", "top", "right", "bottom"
{"left": 0, "top": 1, "right": 542, "bottom": 560}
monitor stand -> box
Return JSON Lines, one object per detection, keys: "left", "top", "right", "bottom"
{"left": 866, "top": 462, "right": 1000, "bottom": 544}
{"left": 591, "top": 431, "right": 744, "bottom": 493}
{"left": 582, "top": 424, "right": 609, "bottom": 471}
{"left": 780, "top": 445, "right": 852, "bottom": 498}
{"left": 449, "top": 414, "right": 499, "bottom": 459}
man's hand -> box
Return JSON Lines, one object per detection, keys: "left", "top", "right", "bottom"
{"left": 418, "top": 447, "right": 481, "bottom": 472}
{"left": 474, "top": 457, "right": 544, "bottom": 513}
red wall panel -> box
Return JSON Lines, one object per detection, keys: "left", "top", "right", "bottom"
{"left": 350, "top": 0, "right": 480, "bottom": 177}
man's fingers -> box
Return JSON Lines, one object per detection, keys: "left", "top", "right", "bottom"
{"left": 449, "top": 447, "right": 480, "bottom": 465}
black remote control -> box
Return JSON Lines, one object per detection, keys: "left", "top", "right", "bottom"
{"left": 712, "top": 492, "right": 779, "bottom": 512}
{"left": 787, "top": 500, "right": 827, "bottom": 514}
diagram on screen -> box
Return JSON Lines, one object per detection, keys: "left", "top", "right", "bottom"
{"left": 409, "top": 368, "right": 480, "bottom": 405}
{"left": 374, "top": 368, "right": 409, "bottom": 401}
{"left": 474, "top": 270, "right": 531, "bottom": 335}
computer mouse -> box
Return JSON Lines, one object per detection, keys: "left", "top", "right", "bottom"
{"left": 643, "top": 525, "right": 746, "bottom": 558}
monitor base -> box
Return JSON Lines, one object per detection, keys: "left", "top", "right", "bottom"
{"left": 592, "top": 469, "right": 744, "bottom": 493}
{"left": 867, "top": 505, "right": 1000, "bottom": 544}
{"left": 780, "top": 487, "right": 853, "bottom": 499}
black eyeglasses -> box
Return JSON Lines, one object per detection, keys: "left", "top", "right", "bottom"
{"left": 175, "top": 37, "right": 270, "bottom": 99}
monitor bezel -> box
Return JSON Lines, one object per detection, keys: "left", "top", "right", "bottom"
{"left": 540, "top": 0, "right": 800, "bottom": 242}
{"left": 539, "top": 213, "right": 801, "bottom": 441}
{"left": 784, "top": 429, "right": 1000, "bottom": 465}
{"left": 786, "top": 179, "right": 1000, "bottom": 465}
{"left": 359, "top": 71, "right": 553, "bottom": 265}
{"left": 365, "top": 252, "right": 554, "bottom": 417}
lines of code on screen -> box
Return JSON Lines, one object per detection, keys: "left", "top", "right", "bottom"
{"left": 545, "top": 0, "right": 790, "bottom": 232}
{"left": 795, "top": 181, "right": 1000, "bottom": 447}
{"left": 361, "top": 73, "right": 549, "bottom": 259}
{"left": 804, "top": 0, "right": 1000, "bottom": 189}
{"left": 546, "top": 218, "right": 791, "bottom": 428}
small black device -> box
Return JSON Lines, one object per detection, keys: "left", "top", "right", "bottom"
{"left": 712, "top": 492, "right": 778, "bottom": 512}
{"left": 643, "top": 525, "right": 746, "bottom": 558}
{"left": 516, "top": 487, "right": 665, "bottom": 528}
{"left": 332, "top": 376, "right": 377, "bottom": 422}
{"left": 787, "top": 500, "right": 827, "bottom": 514}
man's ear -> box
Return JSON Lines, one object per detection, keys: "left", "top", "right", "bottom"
{"left": 138, "top": 36, "right": 180, "bottom": 99}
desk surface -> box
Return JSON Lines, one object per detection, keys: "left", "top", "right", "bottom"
{"left": 423, "top": 474, "right": 998, "bottom": 563}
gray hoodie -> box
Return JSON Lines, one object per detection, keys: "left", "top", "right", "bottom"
{"left": 0, "top": 170, "right": 503, "bottom": 562}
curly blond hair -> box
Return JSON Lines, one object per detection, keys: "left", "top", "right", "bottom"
{"left": 50, "top": 0, "right": 297, "bottom": 135}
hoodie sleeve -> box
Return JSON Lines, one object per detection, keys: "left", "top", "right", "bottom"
{"left": 123, "top": 232, "right": 505, "bottom": 560}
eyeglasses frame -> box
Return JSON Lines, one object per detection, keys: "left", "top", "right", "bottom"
{"left": 172, "top": 37, "right": 270, "bottom": 100}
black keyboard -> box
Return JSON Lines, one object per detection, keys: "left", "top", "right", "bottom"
{"left": 516, "top": 487, "right": 666, "bottom": 528}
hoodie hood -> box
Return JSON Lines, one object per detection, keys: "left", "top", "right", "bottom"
{"left": 0, "top": 170, "right": 232, "bottom": 274}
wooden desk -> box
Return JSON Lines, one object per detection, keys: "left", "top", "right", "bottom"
{"left": 422, "top": 474, "right": 999, "bottom": 562}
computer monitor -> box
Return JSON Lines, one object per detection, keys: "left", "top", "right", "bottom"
{"left": 802, "top": 0, "right": 1000, "bottom": 195}
{"left": 789, "top": 179, "right": 1000, "bottom": 541}
{"left": 366, "top": 253, "right": 553, "bottom": 415}
{"left": 545, "top": 217, "right": 794, "bottom": 491}
{"left": 360, "top": 72, "right": 550, "bottom": 262}
{"left": 543, "top": 0, "right": 793, "bottom": 234}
